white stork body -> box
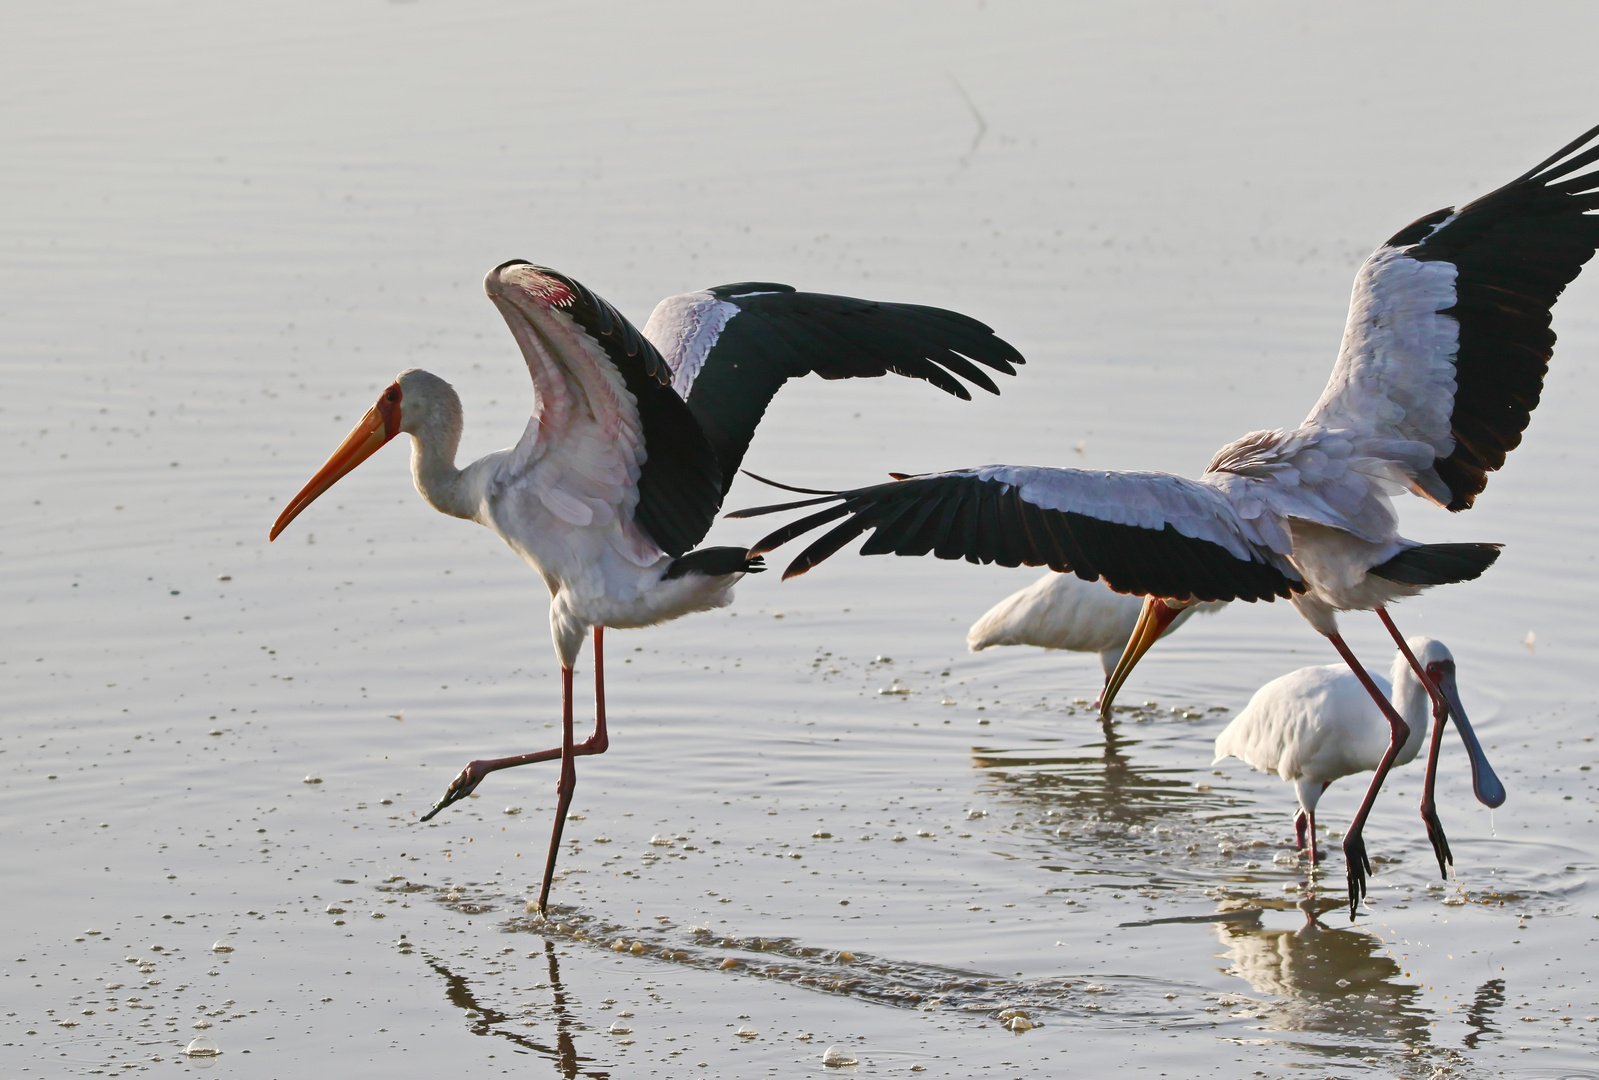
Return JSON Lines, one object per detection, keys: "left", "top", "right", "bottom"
{"left": 736, "top": 123, "right": 1599, "bottom": 913}
{"left": 270, "top": 262, "right": 1024, "bottom": 911}
{"left": 967, "top": 571, "right": 1225, "bottom": 684}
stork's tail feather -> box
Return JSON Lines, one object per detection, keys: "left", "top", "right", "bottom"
{"left": 663, "top": 547, "right": 766, "bottom": 580}
{"left": 1369, "top": 542, "right": 1502, "bottom": 586}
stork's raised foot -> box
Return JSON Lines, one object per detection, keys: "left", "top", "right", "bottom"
{"left": 1422, "top": 804, "right": 1454, "bottom": 879}
{"left": 420, "top": 759, "right": 495, "bottom": 821}
{"left": 1343, "top": 832, "right": 1372, "bottom": 919}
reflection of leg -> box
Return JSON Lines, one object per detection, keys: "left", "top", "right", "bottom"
{"left": 1376, "top": 608, "right": 1453, "bottom": 874}
{"left": 1327, "top": 632, "right": 1410, "bottom": 919}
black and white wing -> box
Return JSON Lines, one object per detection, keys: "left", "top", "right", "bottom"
{"left": 487, "top": 261, "right": 722, "bottom": 558}
{"left": 729, "top": 467, "right": 1302, "bottom": 603}
{"left": 643, "top": 283, "right": 1024, "bottom": 494}
{"left": 1307, "top": 122, "right": 1599, "bottom": 510}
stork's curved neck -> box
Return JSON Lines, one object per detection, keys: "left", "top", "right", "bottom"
{"left": 401, "top": 374, "right": 478, "bottom": 521}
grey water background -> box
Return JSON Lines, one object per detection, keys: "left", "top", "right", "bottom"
{"left": 5, "top": 3, "right": 1599, "bottom": 1076}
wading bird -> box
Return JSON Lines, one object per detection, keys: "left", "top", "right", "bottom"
{"left": 1214, "top": 638, "right": 1500, "bottom": 870}
{"left": 966, "top": 571, "right": 1226, "bottom": 706}
{"left": 733, "top": 123, "right": 1599, "bottom": 915}
{"left": 270, "top": 261, "right": 1023, "bottom": 911}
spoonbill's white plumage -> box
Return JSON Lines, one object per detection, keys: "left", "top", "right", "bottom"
{"left": 1214, "top": 638, "right": 1499, "bottom": 870}
{"left": 966, "top": 571, "right": 1225, "bottom": 699}
{"left": 269, "top": 262, "right": 1023, "bottom": 912}
{"left": 735, "top": 124, "right": 1599, "bottom": 914}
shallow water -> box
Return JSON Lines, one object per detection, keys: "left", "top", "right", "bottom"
{"left": 6, "top": 2, "right": 1599, "bottom": 1076}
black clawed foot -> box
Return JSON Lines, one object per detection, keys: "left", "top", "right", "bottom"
{"left": 420, "top": 760, "right": 490, "bottom": 822}
{"left": 1422, "top": 806, "right": 1454, "bottom": 879}
{"left": 1343, "top": 832, "right": 1372, "bottom": 920}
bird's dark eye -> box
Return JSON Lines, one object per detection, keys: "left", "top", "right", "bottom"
{"left": 386, "top": 392, "right": 398, "bottom": 402}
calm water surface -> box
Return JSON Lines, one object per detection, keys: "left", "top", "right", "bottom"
{"left": 6, "top": 3, "right": 1599, "bottom": 1077}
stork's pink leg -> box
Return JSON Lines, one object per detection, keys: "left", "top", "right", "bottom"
{"left": 1326, "top": 632, "right": 1411, "bottom": 919}
{"left": 1375, "top": 608, "right": 1454, "bottom": 875}
{"left": 420, "top": 624, "right": 613, "bottom": 883}
{"left": 533, "top": 628, "right": 610, "bottom": 913}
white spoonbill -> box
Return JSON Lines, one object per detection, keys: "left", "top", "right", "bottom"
{"left": 1215, "top": 638, "right": 1501, "bottom": 872}
{"left": 734, "top": 122, "right": 1599, "bottom": 914}
{"left": 269, "top": 261, "right": 1023, "bottom": 912}
{"left": 966, "top": 571, "right": 1226, "bottom": 704}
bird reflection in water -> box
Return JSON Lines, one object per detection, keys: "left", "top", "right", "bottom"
{"left": 1214, "top": 893, "right": 1432, "bottom": 1054}
{"left": 972, "top": 718, "right": 1238, "bottom": 877}
{"left": 423, "top": 939, "right": 610, "bottom": 1079}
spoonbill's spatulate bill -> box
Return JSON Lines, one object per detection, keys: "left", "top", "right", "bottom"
{"left": 269, "top": 261, "right": 1024, "bottom": 912}
{"left": 733, "top": 123, "right": 1599, "bottom": 916}
{"left": 966, "top": 571, "right": 1226, "bottom": 708}
{"left": 1214, "top": 638, "right": 1502, "bottom": 873}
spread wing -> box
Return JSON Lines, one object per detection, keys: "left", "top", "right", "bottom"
{"left": 487, "top": 261, "right": 721, "bottom": 558}
{"left": 643, "top": 283, "right": 1024, "bottom": 493}
{"left": 1306, "top": 122, "right": 1599, "bottom": 510}
{"left": 729, "top": 466, "right": 1302, "bottom": 603}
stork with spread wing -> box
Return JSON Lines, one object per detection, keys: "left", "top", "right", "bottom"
{"left": 734, "top": 123, "right": 1599, "bottom": 916}
{"left": 270, "top": 262, "right": 1023, "bottom": 912}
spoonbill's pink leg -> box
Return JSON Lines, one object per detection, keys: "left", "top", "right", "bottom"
{"left": 1326, "top": 632, "right": 1411, "bottom": 919}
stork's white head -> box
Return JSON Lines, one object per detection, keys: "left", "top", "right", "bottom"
{"left": 269, "top": 368, "right": 462, "bottom": 541}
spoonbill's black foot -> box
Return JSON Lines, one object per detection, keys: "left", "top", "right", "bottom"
{"left": 1422, "top": 806, "right": 1454, "bottom": 878}
{"left": 1343, "top": 832, "right": 1372, "bottom": 919}
{"left": 419, "top": 760, "right": 491, "bottom": 821}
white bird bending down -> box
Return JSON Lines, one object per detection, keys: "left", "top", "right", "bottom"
{"left": 1215, "top": 638, "right": 1501, "bottom": 871}
{"left": 269, "top": 261, "right": 1024, "bottom": 912}
{"left": 966, "top": 571, "right": 1226, "bottom": 706}
{"left": 732, "top": 123, "right": 1599, "bottom": 915}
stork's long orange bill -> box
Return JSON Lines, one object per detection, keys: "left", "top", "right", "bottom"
{"left": 1098, "top": 595, "right": 1186, "bottom": 720}
{"left": 269, "top": 383, "right": 402, "bottom": 541}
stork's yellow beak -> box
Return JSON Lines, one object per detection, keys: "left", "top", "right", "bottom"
{"left": 1099, "top": 595, "right": 1187, "bottom": 720}
{"left": 269, "top": 382, "right": 403, "bottom": 541}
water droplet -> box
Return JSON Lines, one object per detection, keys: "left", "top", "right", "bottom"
{"left": 812, "top": 830, "right": 832, "bottom": 839}
{"left": 503, "top": 806, "right": 521, "bottom": 815}
{"left": 630, "top": 941, "right": 647, "bottom": 955}
{"left": 303, "top": 776, "right": 322, "bottom": 785}
{"left": 735, "top": 1024, "right": 757, "bottom": 1038}
{"left": 649, "top": 834, "right": 673, "bottom": 847}
{"left": 210, "top": 941, "right": 234, "bottom": 953}
{"left": 1083, "top": 984, "right": 1105, "bottom": 993}
{"left": 891, "top": 835, "right": 908, "bottom": 843}
{"left": 1005, "top": 1015, "right": 1034, "bottom": 1032}
{"left": 915, "top": 829, "right": 934, "bottom": 838}
{"left": 822, "top": 1044, "right": 858, "bottom": 1066}
{"left": 325, "top": 904, "right": 346, "bottom": 914}
{"left": 193, "top": 1019, "right": 213, "bottom": 1029}
{"left": 836, "top": 951, "right": 856, "bottom": 963}
{"left": 609, "top": 1021, "right": 632, "bottom": 1035}
{"left": 592, "top": 836, "right": 611, "bottom": 843}
{"left": 183, "top": 1035, "right": 220, "bottom": 1057}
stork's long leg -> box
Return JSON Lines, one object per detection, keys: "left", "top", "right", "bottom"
{"left": 420, "top": 627, "right": 612, "bottom": 829}
{"left": 1326, "top": 632, "right": 1411, "bottom": 919}
{"left": 534, "top": 628, "right": 610, "bottom": 913}
{"left": 1376, "top": 609, "right": 1454, "bottom": 876}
